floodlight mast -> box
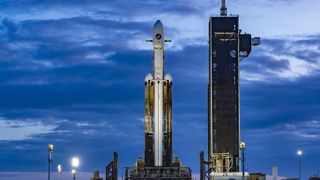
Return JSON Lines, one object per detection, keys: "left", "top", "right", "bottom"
{"left": 57, "top": 164, "right": 62, "bottom": 180}
{"left": 240, "top": 142, "right": 246, "bottom": 180}
{"left": 48, "top": 144, "right": 54, "bottom": 180}
{"left": 72, "top": 169, "right": 76, "bottom": 180}
{"left": 71, "top": 157, "right": 80, "bottom": 180}
{"left": 297, "top": 150, "right": 302, "bottom": 180}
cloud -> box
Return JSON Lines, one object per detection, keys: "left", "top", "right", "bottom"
{"left": 0, "top": 17, "right": 151, "bottom": 71}
{"left": 247, "top": 119, "right": 320, "bottom": 141}
{"left": 0, "top": 117, "right": 57, "bottom": 141}
{"left": 0, "top": 0, "right": 203, "bottom": 20}
{"left": 241, "top": 35, "right": 320, "bottom": 82}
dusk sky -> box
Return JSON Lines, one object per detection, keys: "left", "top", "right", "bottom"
{"left": 0, "top": 0, "right": 320, "bottom": 180}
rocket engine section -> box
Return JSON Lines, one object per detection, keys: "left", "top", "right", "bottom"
{"left": 144, "top": 20, "right": 173, "bottom": 167}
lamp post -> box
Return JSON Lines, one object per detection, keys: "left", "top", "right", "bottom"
{"left": 48, "top": 144, "right": 54, "bottom": 180}
{"left": 297, "top": 150, "right": 302, "bottom": 180}
{"left": 240, "top": 142, "right": 246, "bottom": 180}
{"left": 71, "top": 157, "right": 80, "bottom": 180}
{"left": 72, "top": 169, "right": 76, "bottom": 180}
{"left": 57, "top": 164, "right": 62, "bottom": 180}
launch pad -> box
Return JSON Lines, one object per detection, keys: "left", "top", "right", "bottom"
{"left": 104, "top": 1, "right": 259, "bottom": 180}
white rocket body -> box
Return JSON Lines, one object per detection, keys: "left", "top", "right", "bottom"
{"left": 152, "top": 20, "right": 164, "bottom": 166}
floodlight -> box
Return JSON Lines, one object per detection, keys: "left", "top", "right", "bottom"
{"left": 57, "top": 164, "right": 62, "bottom": 172}
{"left": 240, "top": 142, "right": 246, "bottom": 149}
{"left": 71, "top": 157, "right": 80, "bottom": 168}
{"left": 48, "top": 144, "right": 54, "bottom": 152}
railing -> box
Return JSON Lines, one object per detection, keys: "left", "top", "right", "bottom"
{"left": 123, "top": 166, "right": 192, "bottom": 180}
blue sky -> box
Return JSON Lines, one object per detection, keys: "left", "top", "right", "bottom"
{"left": 0, "top": 0, "right": 320, "bottom": 179}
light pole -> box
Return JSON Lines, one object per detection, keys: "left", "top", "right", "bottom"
{"left": 240, "top": 142, "right": 246, "bottom": 180}
{"left": 297, "top": 150, "right": 302, "bottom": 180}
{"left": 72, "top": 169, "right": 76, "bottom": 180}
{"left": 48, "top": 144, "right": 54, "bottom": 180}
{"left": 71, "top": 157, "right": 80, "bottom": 180}
{"left": 57, "top": 164, "right": 62, "bottom": 180}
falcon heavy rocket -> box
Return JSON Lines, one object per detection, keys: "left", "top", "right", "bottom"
{"left": 144, "top": 20, "right": 173, "bottom": 167}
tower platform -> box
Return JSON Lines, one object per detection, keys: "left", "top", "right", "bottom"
{"left": 124, "top": 166, "right": 192, "bottom": 180}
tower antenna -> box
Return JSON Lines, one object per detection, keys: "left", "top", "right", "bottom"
{"left": 221, "top": 0, "right": 227, "bottom": 16}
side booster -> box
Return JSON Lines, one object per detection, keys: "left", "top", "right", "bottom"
{"left": 145, "top": 20, "right": 172, "bottom": 167}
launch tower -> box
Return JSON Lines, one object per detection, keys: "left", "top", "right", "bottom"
{"left": 200, "top": 0, "right": 260, "bottom": 179}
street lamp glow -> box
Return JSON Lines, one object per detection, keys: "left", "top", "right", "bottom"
{"left": 240, "top": 141, "right": 246, "bottom": 149}
{"left": 57, "top": 164, "right": 62, "bottom": 172}
{"left": 72, "top": 169, "right": 76, "bottom": 174}
{"left": 48, "top": 144, "right": 54, "bottom": 152}
{"left": 71, "top": 157, "right": 80, "bottom": 168}
{"left": 297, "top": 150, "right": 302, "bottom": 156}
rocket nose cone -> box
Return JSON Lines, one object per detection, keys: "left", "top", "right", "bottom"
{"left": 153, "top": 20, "right": 163, "bottom": 30}
{"left": 153, "top": 20, "right": 164, "bottom": 42}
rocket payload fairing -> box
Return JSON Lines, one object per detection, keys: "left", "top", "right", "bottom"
{"left": 144, "top": 20, "right": 172, "bottom": 167}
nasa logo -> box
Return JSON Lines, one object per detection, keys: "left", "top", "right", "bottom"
{"left": 155, "top": 33, "right": 162, "bottom": 40}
